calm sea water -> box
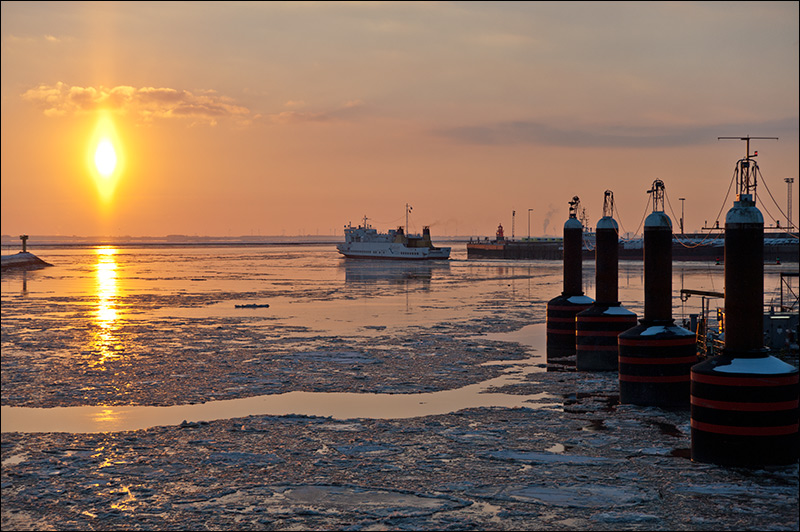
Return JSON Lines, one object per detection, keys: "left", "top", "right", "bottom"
{"left": 1, "top": 243, "right": 792, "bottom": 432}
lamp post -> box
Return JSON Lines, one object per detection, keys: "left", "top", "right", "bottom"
{"left": 528, "top": 208, "right": 533, "bottom": 240}
{"left": 679, "top": 197, "right": 685, "bottom": 234}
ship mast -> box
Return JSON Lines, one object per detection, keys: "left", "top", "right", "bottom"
{"left": 406, "top": 203, "right": 412, "bottom": 234}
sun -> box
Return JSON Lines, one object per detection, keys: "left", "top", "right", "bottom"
{"left": 88, "top": 113, "right": 125, "bottom": 204}
{"left": 94, "top": 139, "right": 117, "bottom": 178}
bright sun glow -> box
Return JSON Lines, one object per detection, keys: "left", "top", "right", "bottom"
{"left": 88, "top": 114, "right": 124, "bottom": 204}
{"left": 91, "top": 247, "right": 122, "bottom": 367}
{"left": 94, "top": 139, "right": 117, "bottom": 177}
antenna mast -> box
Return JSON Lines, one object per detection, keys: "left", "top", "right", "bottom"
{"left": 569, "top": 196, "right": 581, "bottom": 220}
{"left": 602, "top": 190, "right": 614, "bottom": 218}
{"left": 512, "top": 210, "right": 516, "bottom": 240}
{"left": 647, "top": 180, "right": 665, "bottom": 213}
{"left": 717, "top": 135, "right": 778, "bottom": 198}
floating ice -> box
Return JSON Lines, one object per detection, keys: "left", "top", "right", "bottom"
{"left": 486, "top": 450, "right": 620, "bottom": 465}
{"left": 175, "top": 484, "right": 470, "bottom": 518}
{"left": 485, "top": 484, "right": 655, "bottom": 508}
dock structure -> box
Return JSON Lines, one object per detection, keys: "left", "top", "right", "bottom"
{"left": 467, "top": 237, "right": 563, "bottom": 260}
{"left": 466, "top": 231, "right": 798, "bottom": 262}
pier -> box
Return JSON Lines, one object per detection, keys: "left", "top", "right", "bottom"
{"left": 467, "top": 230, "right": 798, "bottom": 262}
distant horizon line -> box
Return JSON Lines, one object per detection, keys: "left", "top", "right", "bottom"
{"left": 3, "top": 225, "right": 796, "bottom": 248}
{"left": 0, "top": 232, "right": 557, "bottom": 242}
{"left": 0, "top": 233, "right": 479, "bottom": 248}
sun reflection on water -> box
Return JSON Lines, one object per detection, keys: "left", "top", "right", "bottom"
{"left": 91, "top": 247, "right": 123, "bottom": 367}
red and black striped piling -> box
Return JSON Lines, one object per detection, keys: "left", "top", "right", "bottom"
{"left": 546, "top": 295, "right": 593, "bottom": 359}
{"left": 618, "top": 186, "right": 697, "bottom": 408}
{"left": 576, "top": 213, "right": 637, "bottom": 371}
{"left": 691, "top": 193, "right": 799, "bottom": 466}
{"left": 691, "top": 358, "right": 798, "bottom": 466}
{"left": 547, "top": 200, "right": 593, "bottom": 359}
{"left": 619, "top": 329, "right": 697, "bottom": 406}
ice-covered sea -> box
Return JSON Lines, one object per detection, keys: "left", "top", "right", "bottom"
{"left": 2, "top": 244, "right": 797, "bottom": 530}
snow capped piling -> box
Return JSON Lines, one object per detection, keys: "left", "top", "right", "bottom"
{"left": 546, "top": 196, "right": 593, "bottom": 360}
{"left": 691, "top": 192, "right": 799, "bottom": 466}
{"left": 576, "top": 191, "right": 637, "bottom": 372}
{"left": 689, "top": 138, "right": 798, "bottom": 466}
{"left": 618, "top": 180, "right": 696, "bottom": 407}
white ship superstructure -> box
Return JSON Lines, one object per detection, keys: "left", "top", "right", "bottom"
{"left": 337, "top": 217, "right": 450, "bottom": 260}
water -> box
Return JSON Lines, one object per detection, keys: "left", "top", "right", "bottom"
{"left": 1, "top": 243, "right": 790, "bottom": 432}
{"left": 3, "top": 246, "right": 798, "bottom": 531}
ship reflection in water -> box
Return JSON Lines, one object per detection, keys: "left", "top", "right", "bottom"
{"left": 341, "top": 258, "right": 450, "bottom": 286}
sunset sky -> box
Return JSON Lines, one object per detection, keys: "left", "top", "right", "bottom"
{"left": 2, "top": 1, "right": 798, "bottom": 238}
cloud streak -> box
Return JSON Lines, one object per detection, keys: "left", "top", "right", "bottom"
{"left": 436, "top": 117, "right": 799, "bottom": 149}
{"left": 265, "top": 100, "right": 367, "bottom": 124}
{"left": 21, "top": 83, "right": 368, "bottom": 127}
{"left": 22, "top": 82, "right": 250, "bottom": 125}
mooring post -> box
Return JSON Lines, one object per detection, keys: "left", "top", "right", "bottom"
{"left": 618, "top": 180, "right": 696, "bottom": 407}
{"left": 691, "top": 137, "right": 798, "bottom": 467}
{"left": 575, "top": 190, "right": 637, "bottom": 371}
{"left": 546, "top": 196, "right": 593, "bottom": 360}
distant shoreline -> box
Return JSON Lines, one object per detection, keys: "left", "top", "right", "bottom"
{"left": 0, "top": 235, "right": 475, "bottom": 251}
{"left": 2, "top": 238, "right": 469, "bottom": 256}
{"left": 2, "top": 240, "right": 341, "bottom": 250}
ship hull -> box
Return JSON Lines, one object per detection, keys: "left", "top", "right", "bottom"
{"left": 337, "top": 242, "right": 450, "bottom": 260}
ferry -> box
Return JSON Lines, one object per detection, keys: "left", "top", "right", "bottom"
{"left": 337, "top": 211, "right": 451, "bottom": 260}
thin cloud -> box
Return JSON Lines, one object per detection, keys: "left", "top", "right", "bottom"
{"left": 3, "top": 34, "right": 67, "bottom": 45}
{"left": 21, "top": 82, "right": 250, "bottom": 125}
{"left": 436, "top": 117, "right": 799, "bottom": 148}
{"left": 264, "top": 99, "right": 366, "bottom": 124}
{"left": 269, "top": 110, "right": 331, "bottom": 124}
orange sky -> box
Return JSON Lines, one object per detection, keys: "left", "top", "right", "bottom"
{"left": 2, "top": 1, "right": 798, "bottom": 238}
